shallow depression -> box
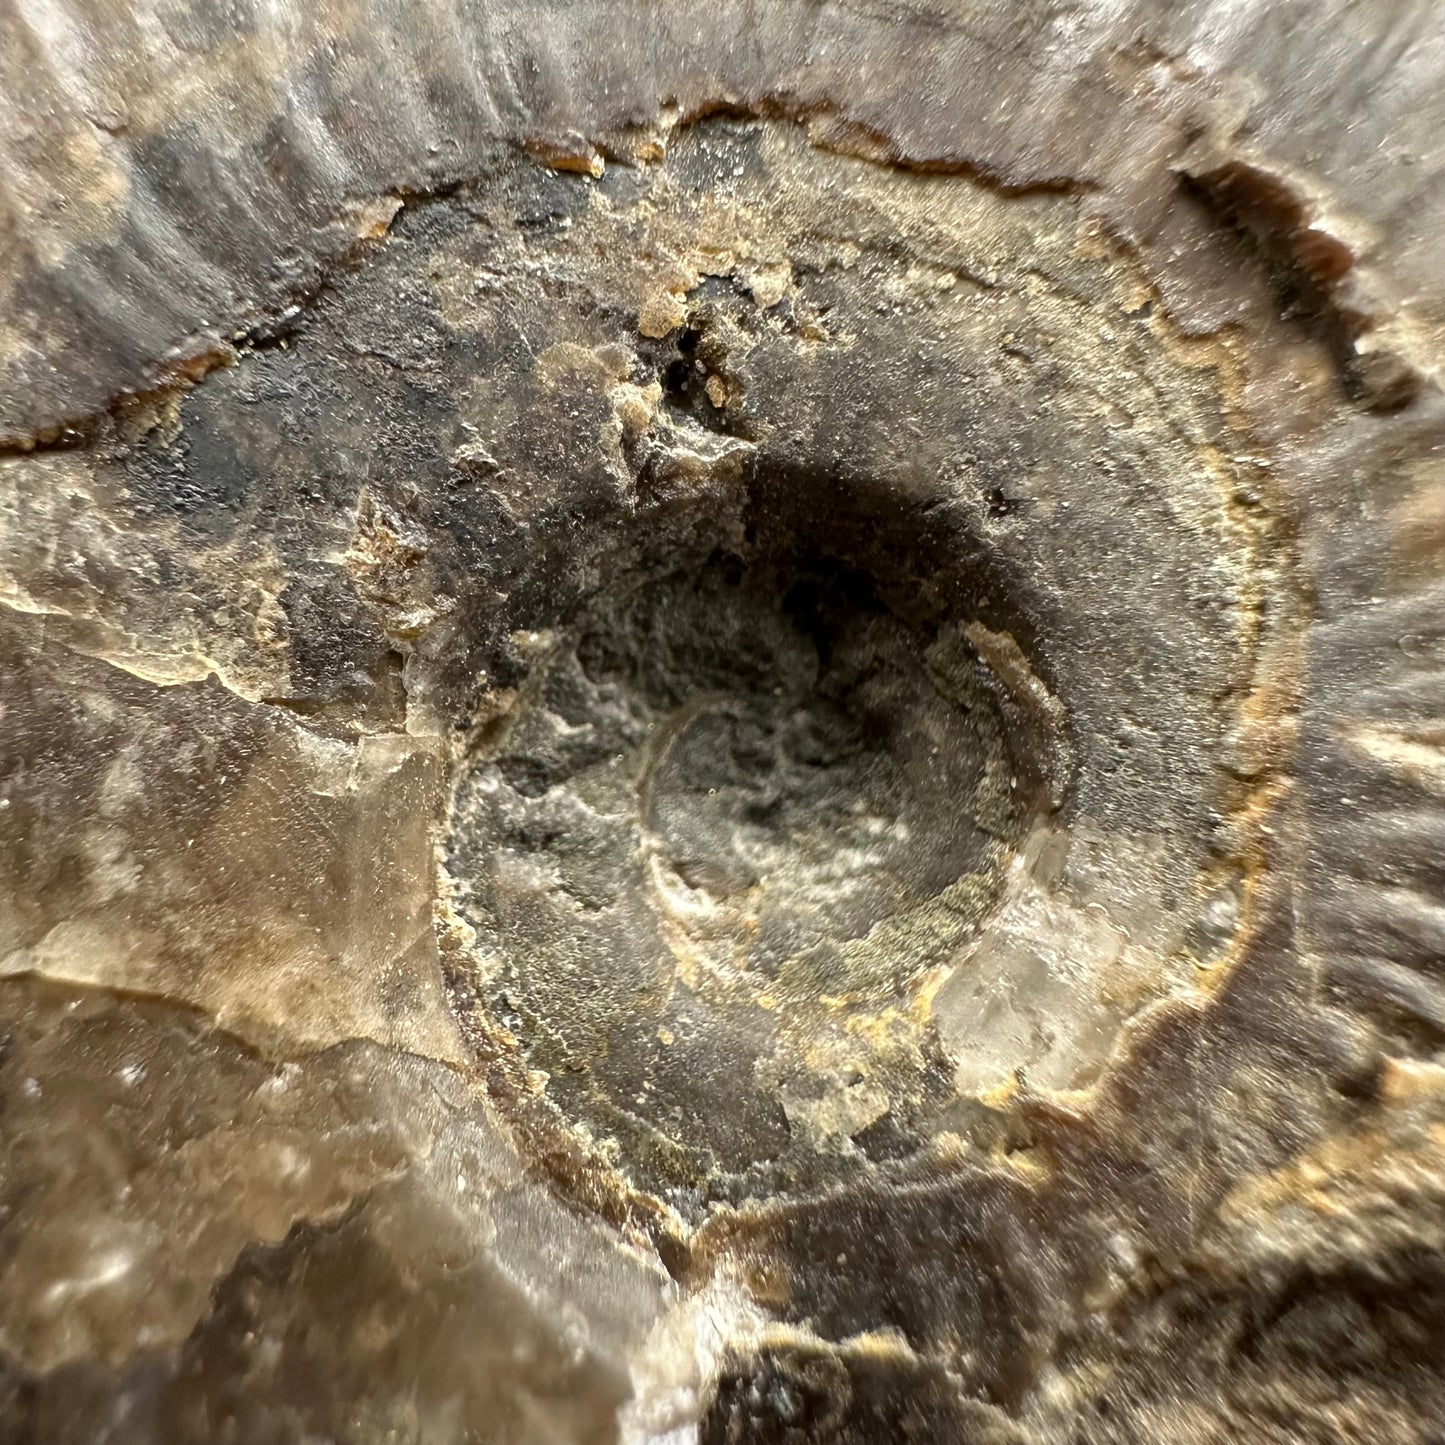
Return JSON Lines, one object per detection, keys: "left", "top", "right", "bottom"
{"left": 446, "top": 543, "right": 1035, "bottom": 1205}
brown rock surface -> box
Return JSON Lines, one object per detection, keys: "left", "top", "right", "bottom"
{"left": 0, "top": 1, "right": 1443, "bottom": 1440}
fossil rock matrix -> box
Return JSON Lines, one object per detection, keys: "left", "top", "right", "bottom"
{"left": 0, "top": 2, "right": 1443, "bottom": 1442}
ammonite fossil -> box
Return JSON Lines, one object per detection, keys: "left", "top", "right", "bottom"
{"left": 1, "top": 2, "right": 1443, "bottom": 1441}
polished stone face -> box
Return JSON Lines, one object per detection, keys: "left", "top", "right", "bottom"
{"left": 1, "top": 3, "right": 1445, "bottom": 1442}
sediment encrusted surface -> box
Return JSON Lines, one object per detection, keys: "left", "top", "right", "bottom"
{"left": 1, "top": 2, "right": 1443, "bottom": 1441}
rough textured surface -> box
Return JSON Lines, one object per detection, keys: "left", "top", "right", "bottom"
{"left": 0, "top": 1, "right": 1443, "bottom": 1441}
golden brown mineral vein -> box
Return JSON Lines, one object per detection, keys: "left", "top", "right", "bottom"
{"left": 0, "top": 1, "right": 1443, "bottom": 1440}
